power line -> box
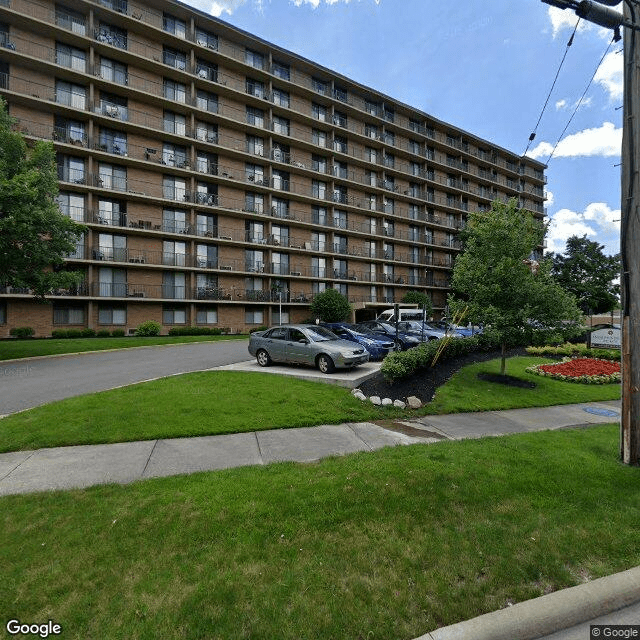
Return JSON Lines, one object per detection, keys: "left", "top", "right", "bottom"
{"left": 523, "top": 18, "right": 581, "bottom": 156}
{"left": 544, "top": 35, "right": 619, "bottom": 164}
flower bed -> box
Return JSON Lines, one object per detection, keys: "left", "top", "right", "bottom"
{"left": 526, "top": 357, "right": 621, "bottom": 384}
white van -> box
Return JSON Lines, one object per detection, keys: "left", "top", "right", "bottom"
{"left": 376, "top": 308, "right": 428, "bottom": 324}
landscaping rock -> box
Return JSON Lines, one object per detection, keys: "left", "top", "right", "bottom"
{"left": 353, "top": 391, "right": 366, "bottom": 401}
{"left": 393, "top": 400, "right": 407, "bottom": 409}
{"left": 407, "top": 396, "right": 422, "bottom": 409}
{"left": 370, "top": 396, "right": 381, "bottom": 405}
{"left": 381, "top": 398, "right": 393, "bottom": 406}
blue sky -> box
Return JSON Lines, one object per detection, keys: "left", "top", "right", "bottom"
{"left": 181, "top": 0, "right": 623, "bottom": 257}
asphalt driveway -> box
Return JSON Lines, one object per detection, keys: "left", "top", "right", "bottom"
{"left": 0, "top": 339, "right": 251, "bottom": 415}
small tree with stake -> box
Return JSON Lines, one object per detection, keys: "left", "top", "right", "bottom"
{"left": 0, "top": 98, "right": 85, "bottom": 299}
{"left": 310, "top": 288, "right": 352, "bottom": 323}
{"left": 448, "top": 199, "right": 582, "bottom": 376}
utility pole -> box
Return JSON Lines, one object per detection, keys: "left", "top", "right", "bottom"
{"left": 541, "top": 0, "right": 639, "bottom": 464}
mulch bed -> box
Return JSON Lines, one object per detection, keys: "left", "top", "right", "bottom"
{"left": 357, "top": 347, "right": 529, "bottom": 403}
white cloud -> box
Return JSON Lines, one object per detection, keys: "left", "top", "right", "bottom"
{"left": 546, "top": 203, "right": 620, "bottom": 254}
{"left": 547, "top": 7, "right": 587, "bottom": 38}
{"left": 546, "top": 190, "right": 555, "bottom": 207}
{"left": 594, "top": 50, "right": 623, "bottom": 101}
{"left": 527, "top": 122, "right": 622, "bottom": 159}
{"left": 555, "top": 99, "right": 567, "bottom": 110}
{"left": 185, "top": 0, "right": 249, "bottom": 16}
{"left": 555, "top": 97, "right": 592, "bottom": 111}
{"left": 291, "top": 0, "right": 380, "bottom": 6}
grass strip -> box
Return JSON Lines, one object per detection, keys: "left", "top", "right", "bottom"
{"left": 0, "top": 334, "right": 245, "bottom": 362}
{"left": 0, "top": 424, "right": 638, "bottom": 640}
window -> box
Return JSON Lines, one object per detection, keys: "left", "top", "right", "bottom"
{"left": 55, "top": 5, "right": 86, "bottom": 35}
{"left": 334, "top": 236, "right": 348, "bottom": 255}
{"left": 365, "top": 239, "right": 376, "bottom": 258}
{"left": 245, "top": 163, "right": 264, "bottom": 184}
{"left": 333, "top": 135, "right": 347, "bottom": 153}
{"left": 312, "top": 155, "right": 327, "bottom": 173}
{"left": 196, "top": 213, "right": 217, "bottom": 237}
{"left": 245, "top": 249, "right": 264, "bottom": 272}
{"left": 96, "top": 23, "right": 127, "bottom": 49}
{"left": 98, "top": 306, "right": 126, "bottom": 325}
{"left": 99, "top": 57, "right": 127, "bottom": 84}
{"left": 312, "top": 77, "right": 328, "bottom": 95}
{"left": 53, "top": 117, "right": 85, "bottom": 144}
{"left": 195, "top": 182, "right": 218, "bottom": 205}
{"left": 272, "top": 88, "right": 290, "bottom": 108}
{"left": 97, "top": 199, "right": 126, "bottom": 226}
{"left": 245, "top": 48, "right": 264, "bottom": 70}
{"left": 272, "top": 60, "right": 290, "bottom": 80}
{"left": 272, "top": 252, "right": 289, "bottom": 275}
{"left": 56, "top": 81, "right": 86, "bottom": 110}
{"left": 196, "top": 121, "right": 218, "bottom": 143}
{"left": 312, "top": 231, "right": 326, "bottom": 251}
{"left": 99, "top": 128, "right": 127, "bottom": 156}
{"left": 272, "top": 198, "right": 289, "bottom": 219}
{"left": 57, "top": 155, "right": 85, "bottom": 184}
{"left": 333, "top": 160, "right": 348, "bottom": 179}
{"left": 99, "top": 92, "right": 127, "bottom": 120}
{"left": 334, "top": 85, "right": 347, "bottom": 102}
{"left": 272, "top": 170, "right": 289, "bottom": 191}
{"left": 196, "top": 151, "right": 217, "bottom": 175}
{"left": 333, "top": 185, "right": 347, "bottom": 204}
{"left": 245, "top": 309, "right": 264, "bottom": 324}
{"left": 383, "top": 242, "right": 394, "bottom": 260}
{"left": 196, "top": 59, "right": 217, "bottom": 82}
{"left": 312, "top": 129, "right": 328, "bottom": 148}
{"left": 365, "top": 124, "right": 379, "bottom": 139}
{"left": 164, "top": 78, "right": 187, "bottom": 103}
{"left": 246, "top": 106, "right": 264, "bottom": 128}
{"left": 162, "top": 272, "right": 186, "bottom": 299}
{"left": 272, "top": 143, "right": 289, "bottom": 163}
{"left": 164, "top": 111, "right": 186, "bottom": 136}
{"left": 246, "top": 135, "right": 264, "bottom": 157}
{"left": 196, "top": 28, "right": 218, "bottom": 50}
{"left": 98, "top": 267, "right": 127, "bottom": 297}
{"left": 384, "top": 198, "right": 395, "bottom": 215}
{"left": 312, "top": 206, "right": 327, "bottom": 225}
{"left": 163, "top": 307, "right": 187, "bottom": 323}
{"left": 312, "top": 103, "right": 327, "bottom": 122}
{"left": 163, "top": 240, "right": 186, "bottom": 266}
{"left": 408, "top": 204, "right": 420, "bottom": 220}
{"left": 272, "top": 225, "right": 289, "bottom": 247}
{"left": 163, "top": 46, "right": 187, "bottom": 70}
{"left": 410, "top": 162, "right": 421, "bottom": 177}
{"left": 383, "top": 219, "right": 395, "bottom": 237}
{"left": 333, "top": 111, "right": 347, "bottom": 128}
{"left": 409, "top": 140, "right": 421, "bottom": 155}
{"left": 163, "top": 177, "right": 187, "bottom": 202}
{"left": 365, "top": 100, "right": 380, "bottom": 116}
{"left": 56, "top": 43, "right": 86, "bottom": 72}
{"left": 312, "top": 257, "right": 326, "bottom": 278}
{"left": 97, "top": 233, "right": 126, "bottom": 262}
{"left": 246, "top": 78, "right": 265, "bottom": 98}
{"left": 366, "top": 147, "right": 378, "bottom": 164}
{"left": 384, "top": 153, "right": 395, "bottom": 168}
{"left": 197, "top": 307, "right": 219, "bottom": 324}
{"left": 196, "top": 244, "right": 217, "bottom": 269}
{"left": 0, "top": 301, "right": 5, "bottom": 325}
{"left": 196, "top": 89, "right": 218, "bottom": 113}
{"left": 312, "top": 180, "right": 327, "bottom": 200}
{"left": 99, "top": 0, "right": 127, "bottom": 12}
{"left": 384, "top": 106, "right": 395, "bottom": 122}
{"left": 98, "top": 163, "right": 127, "bottom": 191}
{"left": 53, "top": 305, "right": 85, "bottom": 325}
{"left": 333, "top": 210, "right": 347, "bottom": 229}
{"left": 163, "top": 14, "right": 186, "bottom": 38}
{"left": 57, "top": 192, "right": 85, "bottom": 222}
{"left": 272, "top": 116, "right": 289, "bottom": 136}
{"left": 409, "top": 224, "right": 420, "bottom": 242}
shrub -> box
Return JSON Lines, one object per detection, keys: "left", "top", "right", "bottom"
{"left": 80, "top": 328, "right": 96, "bottom": 338}
{"left": 51, "top": 329, "right": 84, "bottom": 339}
{"left": 111, "top": 329, "right": 125, "bottom": 337}
{"left": 9, "top": 326, "right": 35, "bottom": 338}
{"left": 249, "top": 326, "right": 268, "bottom": 334}
{"left": 167, "top": 326, "right": 224, "bottom": 336}
{"left": 135, "top": 321, "right": 161, "bottom": 337}
{"left": 96, "top": 330, "right": 111, "bottom": 338}
{"left": 310, "top": 289, "right": 351, "bottom": 323}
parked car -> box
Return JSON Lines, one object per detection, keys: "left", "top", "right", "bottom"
{"left": 353, "top": 320, "right": 422, "bottom": 351}
{"left": 321, "top": 323, "right": 395, "bottom": 360}
{"left": 376, "top": 308, "right": 427, "bottom": 324}
{"left": 431, "top": 321, "right": 480, "bottom": 337}
{"left": 396, "top": 320, "right": 462, "bottom": 341}
{"left": 248, "top": 324, "right": 369, "bottom": 373}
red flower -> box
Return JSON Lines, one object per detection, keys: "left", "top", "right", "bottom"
{"left": 538, "top": 358, "right": 620, "bottom": 378}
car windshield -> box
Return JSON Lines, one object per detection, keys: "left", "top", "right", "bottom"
{"left": 304, "top": 326, "right": 338, "bottom": 342}
{"left": 378, "top": 322, "right": 396, "bottom": 333}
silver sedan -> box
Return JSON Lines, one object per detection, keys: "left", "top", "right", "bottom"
{"left": 248, "top": 324, "right": 370, "bottom": 373}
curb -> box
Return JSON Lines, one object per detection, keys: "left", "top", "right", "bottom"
{"left": 414, "top": 566, "right": 640, "bottom": 640}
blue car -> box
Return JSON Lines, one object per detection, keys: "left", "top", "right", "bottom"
{"left": 353, "top": 321, "right": 421, "bottom": 351}
{"left": 321, "top": 323, "right": 395, "bottom": 360}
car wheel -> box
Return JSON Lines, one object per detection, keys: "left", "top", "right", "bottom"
{"left": 394, "top": 339, "right": 403, "bottom": 351}
{"left": 317, "top": 354, "right": 335, "bottom": 374}
{"left": 256, "top": 349, "right": 271, "bottom": 367}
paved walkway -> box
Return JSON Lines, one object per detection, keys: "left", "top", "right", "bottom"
{"left": 1, "top": 397, "right": 635, "bottom": 639}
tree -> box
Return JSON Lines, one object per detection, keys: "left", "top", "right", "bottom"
{"left": 548, "top": 235, "right": 620, "bottom": 315}
{"left": 401, "top": 290, "right": 433, "bottom": 318}
{"left": 310, "top": 288, "right": 352, "bottom": 323}
{"left": 0, "top": 98, "right": 85, "bottom": 298}
{"left": 449, "top": 199, "right": 582, "bottom": 375}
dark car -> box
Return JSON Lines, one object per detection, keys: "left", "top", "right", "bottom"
{"left": 248, "top": 324, "right": 369, "bottom": 373}
{"left": 321, "top": 323, "right": 395, "bottom": 360}
{"left": 353, "top": 321, "right": 421, "bottom": 351}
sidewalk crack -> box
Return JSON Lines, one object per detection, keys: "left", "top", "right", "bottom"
{"left": 141, "top": 440, "right": 159, "bottom": 478}
{"left": 253, "top": 432, "right": 265, "bottom": 464}
{"left": 0, "top": 450, "right": 37, "bottom": 483}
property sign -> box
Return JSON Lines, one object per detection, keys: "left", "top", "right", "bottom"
{"left": 589, "top": 327, "right": 621, "bottom": 349}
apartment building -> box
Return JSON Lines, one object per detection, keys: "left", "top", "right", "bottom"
{"left": 0, "top": 0, "right": 547, "bottom": 336}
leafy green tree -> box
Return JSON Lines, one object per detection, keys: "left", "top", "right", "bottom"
{"left": 548, "top": 235, "right": 620, "bottom": 315}
{"left": 401, "top": 291, "right": 433, "bottom": 318}
{"left": 0, "top": 98, "right": 85, "bottom": 298}
{"left": 310, "top": 288, "right": 352, "bottom": 323}
{"left": 449, "top": 199, "right": 582, "bottom": 375}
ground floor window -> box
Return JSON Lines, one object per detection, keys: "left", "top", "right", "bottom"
{"left": 272, "top": 310, "right": 289, "bottom": 325}
{"left": 163, "top": 307, "right": 187, "bottom": 324}
{"left": 245, "top": 308, "right": 264, "bottom": 324}
{"left": 196, "top": 308, "right": 218, "bottom": 324}
{"left": 0, "top": 301, "right": 5, "bottom": 324}
{"left": 98, "top": 306, "right": 126, "bottom": 325}
{"left": 53, "top": 305, "right": 86, "bottom": 325}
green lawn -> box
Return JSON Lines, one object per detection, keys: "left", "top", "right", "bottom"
{"left": 1, "top": 424, "right": 638, "bottom": 640}
{"left": 0, "top": 334, "right": 245, "bottom": 361}
{"left": 0, "top": 357, "right": 620, "bottom": 453}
